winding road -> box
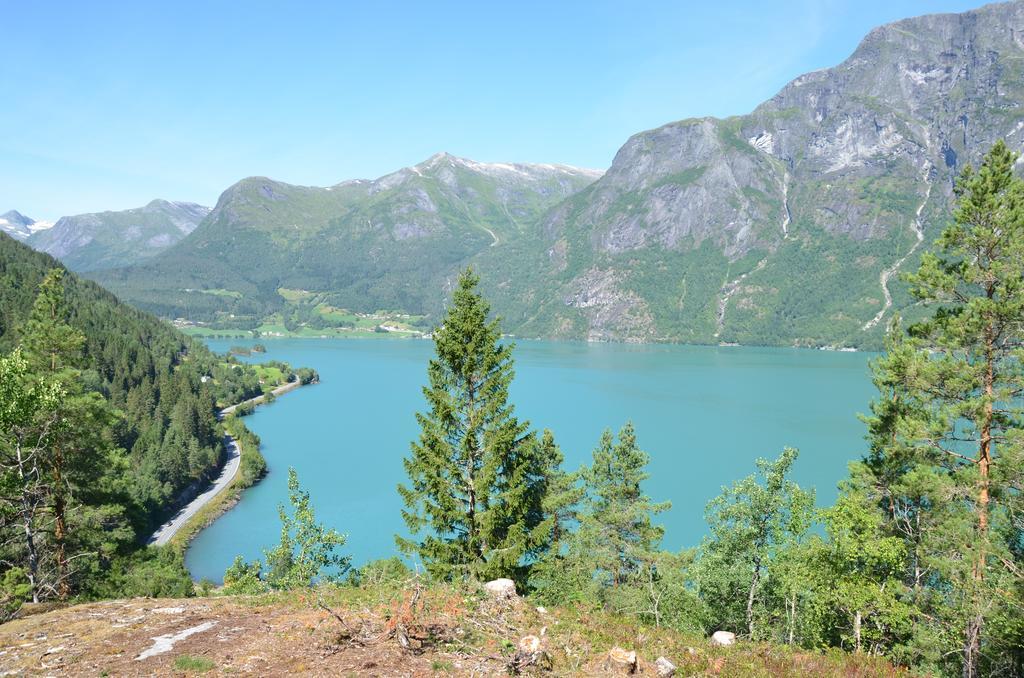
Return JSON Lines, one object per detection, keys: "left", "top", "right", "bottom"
{"left": 147, "top": 437, "right": 241, "bottom": 546}
{"left": 146, "top": 379, "right": 305, "bottom": 546}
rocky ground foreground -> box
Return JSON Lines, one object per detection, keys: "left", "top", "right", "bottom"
{"left": 0, "top": 583, "right": 906, "bottom": 677}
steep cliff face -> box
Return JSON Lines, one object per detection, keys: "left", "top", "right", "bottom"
{"left": 569, "top": 119, "right": 785, "bottom": 259}
{"left": 528, "top": 1, "right": 1024, "bottom": 347}
{"left": 27, "top": 200, "right": 209, "bottom": 272}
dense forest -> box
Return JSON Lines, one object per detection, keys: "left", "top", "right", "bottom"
{"left": 0, "top": 234, "right": 272, "bottom": 603}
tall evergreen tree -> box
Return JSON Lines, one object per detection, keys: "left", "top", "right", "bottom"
{"left": 580, "top": 423, "right": 670, "bottom": 588}
{"left": 865, "top": 140, "right": 1024, "bottom": 677}
{"left": 535, "top": 430, "right": 583, "bottom": 554}
{"left": 19, "top": 269, "right": 84, "bottom": 375}
{"left": 532, "top": 423, "right": 676, "bottom": 622}
{"left": 397, "top": 269, "right": 549, "bottom": 583}
{"left": 0, "top": 350, "right": 64, "bottom": 602}
{"left": 7, "top": 269, "right": 130, "bottom": 600}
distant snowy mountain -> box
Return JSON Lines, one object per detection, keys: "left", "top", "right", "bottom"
{"left": 26, "top": 200, "right": 210, "bottom": 272}
{"left": 0, "top": 210, "right": 53, "bottom": 240}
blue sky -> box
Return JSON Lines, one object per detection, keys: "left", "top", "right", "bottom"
{"left": 2, "top": 0, "right": 985, "bottom": 220}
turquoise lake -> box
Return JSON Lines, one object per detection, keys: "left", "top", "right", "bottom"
{"left": 186, "top": 338, "right": 877, "bottom": 582}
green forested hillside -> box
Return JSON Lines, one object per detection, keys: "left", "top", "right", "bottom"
{"left": 0, "top": 233, "right": 270, "bottom": 602}
{"left": 92, "top": 156, "right": 600, "bottom": 328}
{"left": 0, "top": 233, "right": 272, "bottom": 526}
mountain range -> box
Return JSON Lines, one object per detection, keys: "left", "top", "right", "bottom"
{"left": 22, "top": 200, "right": 210, "bottom": 272}
{"left": 90, "top": 157, "right": 601, "bottom": 324}
{"left": 14, "top": 1, "right": 1024, "bottom": 348}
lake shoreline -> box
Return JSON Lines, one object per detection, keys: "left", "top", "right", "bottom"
{"left": 151, "top": 379, "right": 310, "bottom": 556}
{"left": 182, "top": 327, "right": 877, "bottom": 354}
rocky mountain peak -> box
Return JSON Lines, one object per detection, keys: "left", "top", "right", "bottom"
{"left": 0, "top": 210, "right": 53, "bottom": 240}
{"left": 88, "top": 2, "right": 1024, "bottom": 349}
{"left": 1, "top": 210, "right": 33, "bottom": 227}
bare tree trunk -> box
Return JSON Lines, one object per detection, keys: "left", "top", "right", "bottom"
{"left": 854, "top": 610, "right": 862, "bottom": 653}
{"left": 15, "top": 443, "right": 41, "bottom": 604}
{"left": 464, "top": 374, "right": 485, "bottom": 578}
{"left": 787, "top": 591, "right": 796, "bottom": 645}
{"left": 914, "top": 511, "right": 923, "bottom": 594}
{"left": 964, "top": 329, "right": 995, "bottom": 678}
{"left": 53, "top": 448, "right": 69, "bottom": 601}
{"left": 645, "top": 563, "right": 662, "bottom": 628}
{"left": 964, "top": 614, "right": 981, "bottom": 678}
{"left": 746, "top": 557, "right": 761, "bottom": 639}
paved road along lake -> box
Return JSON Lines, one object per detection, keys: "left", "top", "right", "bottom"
{"left": 186, "top": 338, "right": 877, "bottom": 582}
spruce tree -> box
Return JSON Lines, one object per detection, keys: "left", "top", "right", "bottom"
{"left": 523, "top": 430, "right": 584, "bottom": 594}
{"left": 397, "top": 269, "right": 547, "bottom": 583}
{"left": 18, "top": 269, "right": 84, "bottom": 375}
{"left": 535, "top": 430, "right": 583, "bottom": 552}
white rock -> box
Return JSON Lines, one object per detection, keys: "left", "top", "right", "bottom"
{"left": 711, "top": 630, "right": 736, "bottom": 646}
{"left": 136, "top": 621, "right": 218, "bottom": 660}
{"left": 655, "top": 656, "right": 677, "bottom": 677}
{"left": 483, "top": 578, "right": 517, "bottom": 599}
{"left": 518, "top": 635, "right": 542, "bottom": 653}
{"left": 603, "top": 647, "right": 638, "bottom": 674}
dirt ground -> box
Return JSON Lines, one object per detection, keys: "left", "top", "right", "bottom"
{"left": 0, "top": 591, "right": 910, "bottom": 677}
{"left": 0, "top": 597, "right": 507, "bottom": 677}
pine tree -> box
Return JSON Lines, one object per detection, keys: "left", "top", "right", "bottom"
{"left": 580, "top": 423, "right": 669, "bottom": 588}
{"left": 860, "top": 321, "right": 961, "bottom": 668}
{"left": 877, "top": 140, "right": 1024, "bottom": 677}
{"left": 397, "top": 268, "right": 547, "bottom": 583}
{"left": 13, "top": 269, "right": 127, "bottom": 600}
{"left": 0, "top": 350, "right": 64, "bottom": 603}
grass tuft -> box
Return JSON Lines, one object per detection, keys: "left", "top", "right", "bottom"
{"left": 173, "top": 654, "right": 215, "bottom": 672}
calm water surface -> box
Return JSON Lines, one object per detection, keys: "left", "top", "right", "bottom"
{"left": 186, "top": 338, "right": 876, "bottom": 581}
